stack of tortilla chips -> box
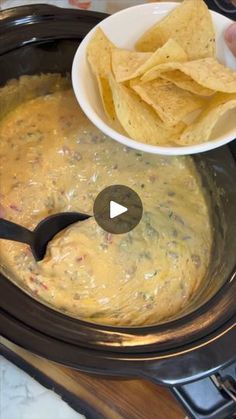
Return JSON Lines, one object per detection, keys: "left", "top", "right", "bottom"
{"left": 87, "top": 0, "right": 236, "bottom": 147}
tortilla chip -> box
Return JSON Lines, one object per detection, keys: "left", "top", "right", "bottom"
{"left": 131, "top": 77, "right": 168, "bottom": 89}
{"left": 112, "top": 49, "right": 152, "bottom": 83}
{"left": 135, "top": 0, "right": 216, "bottom": 60}
{"left": 160, "top": 71, "right": 214, "bottom": 96}
{"left": 132, "top": 80, "right": 204, "bottom": 126}
{"left": 109, "top": 76, "right": 185, "bottom": 146}
{"left": 97, "top": 75, "right": 116, "bottom": 121}
{"left": 96, "top": 76, "right": 126, "bottom": 133}
{"left": 142, "top": 58, "right": 236, "bottom": 94}
{"left": 135, "top": 39, "right": 188, "bottom": 76}
{"left": 129, "top": 77, "right": 143, "bottom": 89}
{"left": 112, "top": 39, "right": 187, "bottom": 82}
{"left": 87, "top": 28, "right": 120, "bottom": 125}
{"left": 178, "top": 93, "right": 236, "bottom": 145}
{"left": 87, "top": 27, "right": 115, "bottom": 76}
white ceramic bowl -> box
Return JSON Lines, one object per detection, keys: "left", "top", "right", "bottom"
{"left": 72, "top": 2, "right": 236, "bottom": 156}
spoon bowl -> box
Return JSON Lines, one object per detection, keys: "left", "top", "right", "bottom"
{"left": 0, "top": 212, "right": 91, "bottom": 261}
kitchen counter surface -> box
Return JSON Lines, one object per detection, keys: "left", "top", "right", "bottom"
{"left": 0, "top": 355, "right": 84, "bottom": 419}
{"left": 1, "top": 338, "right": 185, "bottom": 419}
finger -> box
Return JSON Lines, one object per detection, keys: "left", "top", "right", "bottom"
{"left": 225, "top": 23, "right": 236, "bottom": 57}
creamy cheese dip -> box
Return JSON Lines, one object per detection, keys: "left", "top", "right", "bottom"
{"left": 0, "top": 78, "right": 213, "bottom": 326}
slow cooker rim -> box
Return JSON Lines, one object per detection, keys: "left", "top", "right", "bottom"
{"left": 0, "top": 2, "right": 106, "bottom": 26}
{"left": 0, "top": 3, "right": 108, "bottom": 57}
{"left": 1, "top": 307, "right": 235, "bottom": 386}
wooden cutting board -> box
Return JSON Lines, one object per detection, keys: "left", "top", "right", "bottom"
{"left": 1, "top": 337, "right": 185, "bottom": 419}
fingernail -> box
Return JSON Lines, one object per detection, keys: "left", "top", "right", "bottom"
{"left": 225, "top": 24, "right": 236, "bottom": 44}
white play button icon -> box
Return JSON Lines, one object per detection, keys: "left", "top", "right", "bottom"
{"left": 110, "top": 201, "right": 128, "bottom": 219}
{"left": 93, "top": 185, "right": 143, "bottom": 234}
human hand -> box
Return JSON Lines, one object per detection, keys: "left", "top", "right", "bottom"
{"left": 225, "top": 23, "right": 236, "bottom": 56}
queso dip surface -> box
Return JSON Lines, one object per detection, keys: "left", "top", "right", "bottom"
{"left": 0, "top": 81, "right": 213, "bottom": 326}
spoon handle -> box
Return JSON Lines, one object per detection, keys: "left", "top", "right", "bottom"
{"left": 0, "top": 218, "right": 34, "bottom": 245}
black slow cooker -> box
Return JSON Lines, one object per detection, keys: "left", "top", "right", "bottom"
{"left": 0, "top": 3, "right": 236, "bottom": 418}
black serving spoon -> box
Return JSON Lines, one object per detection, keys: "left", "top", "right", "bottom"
{"left": 0, "top": 212, "right": 91, "bottom": 261}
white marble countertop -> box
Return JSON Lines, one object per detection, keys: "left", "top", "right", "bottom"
{"left": 0, "top": 356, "right": 85, "bottom": 419}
